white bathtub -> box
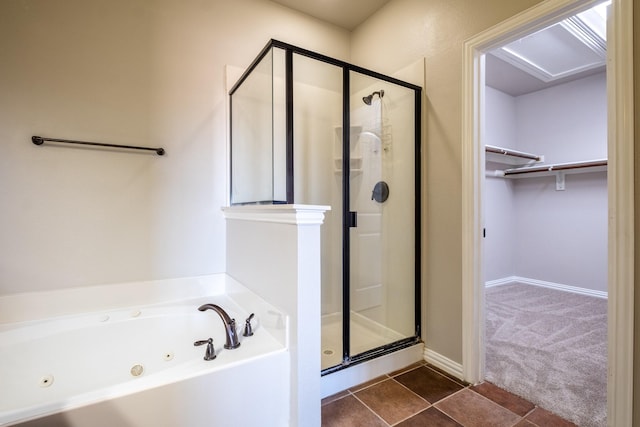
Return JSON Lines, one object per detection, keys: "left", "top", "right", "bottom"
{"left": 0, "top": 275, "right": 290, "bottom": 427}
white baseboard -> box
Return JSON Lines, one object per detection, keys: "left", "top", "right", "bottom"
{"left": 485, "top": 276, "right": 608, "bottom": 299}
{"left": 423, "top": 347, "right": 464, "bottom": 380}
{"left": 485, "top": 276, "right": 519, "bottom": 288}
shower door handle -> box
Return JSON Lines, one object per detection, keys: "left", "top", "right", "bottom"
{"left": 348, "top": 211, "right": 357, "bottom": 228}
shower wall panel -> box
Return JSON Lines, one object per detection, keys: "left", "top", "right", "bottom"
{"left": 348, "top": 75, "right": 417, "bottom": 339}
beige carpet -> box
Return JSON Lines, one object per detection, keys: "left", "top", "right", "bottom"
{"left": 485, "top": 283, "right": 607, "bottom": 427}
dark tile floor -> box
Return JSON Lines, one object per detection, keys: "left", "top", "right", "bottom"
{"left": 322, "top": 361, "right": 577, "bottom": 427}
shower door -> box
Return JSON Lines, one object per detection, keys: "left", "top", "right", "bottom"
{"left": 341, "top": 71, "right": 419, "bottom": 366}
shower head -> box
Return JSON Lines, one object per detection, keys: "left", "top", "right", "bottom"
{"left": 362, "top": 89, "right": 384, "bottom": 105}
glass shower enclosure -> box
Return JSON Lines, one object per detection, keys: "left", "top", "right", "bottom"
{"left": 229, "top": 40, "right": 421, "bottom": 374}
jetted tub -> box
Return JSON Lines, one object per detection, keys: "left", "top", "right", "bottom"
{"left": 0, "top": 275, "right": 289, "bottom": 427}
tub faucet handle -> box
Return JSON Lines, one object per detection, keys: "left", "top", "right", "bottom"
{"left": 243, "top": 313, "right": 255, "bottom": 337}
{"left": 194, "top": 338, "right": 216, "bottom": 361}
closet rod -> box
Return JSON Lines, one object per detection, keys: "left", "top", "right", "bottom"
{"left": 485, "top": 145, "right": 541, "bottom": 161}
{"left": 32, "top": 136, "right": 165, "bottom": 156}
{"left": 503, "top": 159, "right": 607, "bottom": 176}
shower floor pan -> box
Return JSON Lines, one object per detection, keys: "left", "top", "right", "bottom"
{"left": 321, "top": 312, "right": 405, "bottom": 370}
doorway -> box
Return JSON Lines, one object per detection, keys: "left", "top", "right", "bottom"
{"left": 482, "top": 4, "right": 608, "bottom": 425}
{"left": 461, "top": 0, "right": 634, "bottom": 425}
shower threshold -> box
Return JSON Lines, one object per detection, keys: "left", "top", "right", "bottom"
{"left": 320, "top": 338, "right": 424, "bottom": 398}
{"left": 321, "top": 311, "right": 420, "bottom": 372}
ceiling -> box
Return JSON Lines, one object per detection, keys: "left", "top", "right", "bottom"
{"left": 486, "top": 4, "right": 608, "bottom": 96}
{"left": 269, "top": 0, "right": 391, "bottom": 31}
{"left": 485, "top": 54, "right": 604, "bottom": 97}
{"left": 267, "top": 0, "right": 607, "bottom": 96}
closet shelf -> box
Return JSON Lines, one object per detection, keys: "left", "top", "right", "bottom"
{"left": 501, "top": 159, "right": 608, "bottom": 178}
{"left": 485, "top": 145, "right": 542, "bottom": 166}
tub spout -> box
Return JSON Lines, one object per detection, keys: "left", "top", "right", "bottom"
{"left": 198, "top": 304, "right": 241, "bottom": 349}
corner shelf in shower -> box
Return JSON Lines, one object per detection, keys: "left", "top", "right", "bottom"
{"left": 334, "top": 157, "right": 363, "bottom": 173}
{"left": 334, "top": 125, "right": 363, "bottom": 175}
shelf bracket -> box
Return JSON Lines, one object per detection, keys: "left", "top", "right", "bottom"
{"left": 555, "top": 171, "right": 565, "bottom": 191}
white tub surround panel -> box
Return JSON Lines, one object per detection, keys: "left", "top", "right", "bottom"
{"left": 223, "top": 204, "right": 329, "bottom": 427}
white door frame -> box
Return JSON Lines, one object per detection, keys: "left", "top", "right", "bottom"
{"left": 461, "top": 0, "right": 634, "bottom": 425}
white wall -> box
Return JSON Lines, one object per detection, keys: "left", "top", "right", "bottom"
{"left": 512, "top": 72, "right": 607, "bottom": 292}
{"left": 484, "top": 86, "right": 517, "bottom": 282}
{"left": 0, "top": 0, "right": 349, "bottom": 295}
{"left": 485, "top": 72, "right": 608, "bottom": 292}
{"left": 515, "top": 73, "right": 607, "bottom": 163}
{"left": 513, "top": 173, "right": 607, "bottom": 291}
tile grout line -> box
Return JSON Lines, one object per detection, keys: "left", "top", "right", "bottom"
{"left": 382, "top": 375, "right": 435, "bottom": 426}
{"left": 352, "top": 375, "right": 433, "bottom": 426}
{"left": 386, "top": 363, "right": 465, "bottom": 405}
{"left": 469, "top": 385, "right": 531, "bottom": 420}
{"left": 385, "top": 364, "right": 470, "bottom": 424}
{"left": 322, "top": 389, "right": 392, "bottom": 426}
{"left": 520, "top": 406, "right": 538, "bottom": 421}
{"left": 350, "top": 371, "right": 440, "bottom": 427}
{"left": 386, "top": 376, "right": 432, "bottom": 406}
{"left": 389, "top": 406, "right": 433, "bottom": 426}
{"left": 428, "top": 387, "right": 474, "bottom": 425}
{"left": 349, "top": 389, "right": 393, "bottom": 427}
{"left": 438, "top": 386, "right": 531, "bottom": 427}
{"left": 466, "top": 385, "right": 554, "bottom": 426}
